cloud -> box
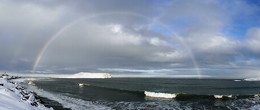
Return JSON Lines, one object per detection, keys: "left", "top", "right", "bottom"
{"left": 0, "top": 0, "right": 71, "bottom": 72}
{"left": 246, "top": 28, "right": 260, "bottom": 55}
{"left": 186, "top": 34, "right": 239, "bottom": 54}
{"left": 0, "top": 0, "right": 259, "bottom": 78}
{"left": 37, "top": 21, "right": 188, "bottom": 72}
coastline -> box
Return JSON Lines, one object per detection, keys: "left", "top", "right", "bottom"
{"left": 0, "top": 74, "right": 69, "bottom": 110}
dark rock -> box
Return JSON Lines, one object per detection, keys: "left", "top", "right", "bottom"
{"left": 0, "top": 74, "right": 9, "bottom": 77}
{"left": 30, "top": 101, "right": 38, "bottom": 106}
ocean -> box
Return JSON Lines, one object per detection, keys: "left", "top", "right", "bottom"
{"left": 20, "top": 78, "right": 260, "bottom": 110}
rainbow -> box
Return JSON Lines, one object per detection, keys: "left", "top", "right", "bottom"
{"left": 32, "top": 11, "right": 202, "bottom": 78}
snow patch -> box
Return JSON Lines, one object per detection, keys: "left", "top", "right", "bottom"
{"left": 62, "top": 72, "right": 112, "bottom": 79}
{"left": 0, "top": 77, "right": 52, "bottom": 110}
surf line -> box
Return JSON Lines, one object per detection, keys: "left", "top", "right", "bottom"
{"left": 32, "top": 11, "right": 201, "bottom": 78}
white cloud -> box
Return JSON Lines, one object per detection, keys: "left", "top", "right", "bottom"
{"left": 110, "top": 24, "right": 123, "bottom": 34}
{"left": 146, "top": 51, "right": 188, "bottom": 62}
{"left": 148, "top": 37, "right": 167, "bottom": 46}
{"left": 246, "top": 28, "right": 260, "bottom": 54}
{"left": 186, "top": 35, "right": 239, "bottom": 54}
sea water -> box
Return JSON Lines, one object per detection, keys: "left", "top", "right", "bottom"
{"left": 21, "top": 78, "right": 260, "bottom": 110}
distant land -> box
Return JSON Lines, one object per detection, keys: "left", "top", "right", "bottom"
{"left": 62, "top": 72, "right": 112, "bottom": 78}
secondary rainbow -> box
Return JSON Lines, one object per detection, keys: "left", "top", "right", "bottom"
{"left": 32, "top": 11, "right": 202, "bottom": 78}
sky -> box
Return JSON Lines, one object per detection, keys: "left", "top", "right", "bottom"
{"left": 0, "top": 0, "right": 260, "bottom": 78}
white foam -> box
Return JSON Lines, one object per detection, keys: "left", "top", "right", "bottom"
{"left": 227, "top": 95, "right": 232, "bottom": 98}
{"left": 26, "top": 85, "right": 111, "bottom": 110}
{"left": 78, "top": 83, "right": 90, "bottom": 87}
{"left": 214, "top": 95, "right": 232, "bottom": 99}
{"left": 144, "top": 91, "right": 177, "bottom": 99}
{"left": 254, "top": 94, "right": 260, "bottom": 97}
{"left": 234, "top": 80, "right": 241, "bottom": 82}
{"left": 214, "top": 95, "right": 223, "bottom": 99}
{"left": 78, "top": 83, "right": 84, "bottom": 87}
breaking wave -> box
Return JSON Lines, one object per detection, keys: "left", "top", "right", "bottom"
{"left": 213, "top": 95, "right": 232, "bottom": 99}
{"left": 244, "top": 78, "right": 260, "bottom": 81}
{"left": 144, "top": 91, "right": 177, "bottom": 98}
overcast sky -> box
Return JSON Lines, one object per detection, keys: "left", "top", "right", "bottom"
{"left": 1, "top": 0, "right": 260, "bottom": 78}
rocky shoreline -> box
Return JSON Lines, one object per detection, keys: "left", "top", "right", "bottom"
{"left": 0, "top": 74, "right": 70, "bottom": 110}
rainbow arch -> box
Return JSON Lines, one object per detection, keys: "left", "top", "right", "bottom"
{"left": 32, "top": 11, "right": 201, "bottom": 78}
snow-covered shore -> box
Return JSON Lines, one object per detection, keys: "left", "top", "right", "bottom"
{"left": 0, "top": 74, "right": 52, "bottom": 110}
